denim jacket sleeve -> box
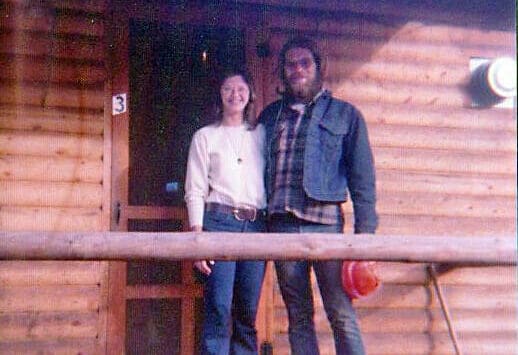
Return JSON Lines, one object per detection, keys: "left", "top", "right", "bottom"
{"left": 303, "top": 95, "right": 377, "bottom": 233}
{"left": 343, "top": 107, "right": 378, "bottom": 234}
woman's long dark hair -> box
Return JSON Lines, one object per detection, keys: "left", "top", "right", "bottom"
{"left": 212, "top": 68, "right": 257, "bottom": 128}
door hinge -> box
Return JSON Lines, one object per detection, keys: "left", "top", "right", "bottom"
{"left": 114, "top": 201, "right": 121, "bottom": 225}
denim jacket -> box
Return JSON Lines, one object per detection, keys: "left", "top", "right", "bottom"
{"left": 259, "top": 91, "right": 378, "bottom": 233}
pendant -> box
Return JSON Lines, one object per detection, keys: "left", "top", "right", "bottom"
{"left": 237, "top": 158, "right": 242, "bottom": 164}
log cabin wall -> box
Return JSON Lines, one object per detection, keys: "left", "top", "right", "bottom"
{"left": 0, "top": 0, "right": 516, "bottom": 354}
{"left": 0, "top": 1, "right": 109, "bottom": 353}
{"left": 246, "top": 1, "right": 517, "bottom": 354}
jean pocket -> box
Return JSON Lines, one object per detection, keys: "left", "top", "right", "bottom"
{"left": 203, "top": 211, "right": 234, "bottom": 231}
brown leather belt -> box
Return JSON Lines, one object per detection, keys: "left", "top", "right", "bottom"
{"left": 206, "top": 202, "right": 266, "bottom": 222}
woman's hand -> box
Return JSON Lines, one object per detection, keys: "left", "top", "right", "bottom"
{"left": 193, "top": 260, "right": 214, "bottom": 275}
{"left": 191, "top": 226, "right": 214, "bottom": 275}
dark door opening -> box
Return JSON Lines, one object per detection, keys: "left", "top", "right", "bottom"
{"left": 129, "top": 20, "right": 245, "bottom": 207}
{"left": 125, "top": 19, "right": 246, "bottom": 354}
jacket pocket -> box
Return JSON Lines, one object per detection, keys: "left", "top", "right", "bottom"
{"left": 317, "top": 121, "right": 348, "bottom": 161}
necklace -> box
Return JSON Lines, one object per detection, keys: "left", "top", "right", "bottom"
{"left": 223, "top": 125, "right": 246, "bottom": 164}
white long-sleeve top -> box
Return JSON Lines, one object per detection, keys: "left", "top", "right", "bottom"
{"left": 184, "top": 122, "right": 267, "bottom": 228}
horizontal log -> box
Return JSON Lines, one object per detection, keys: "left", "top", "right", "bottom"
{"left": 342, "top": 189, "right": 516, "bottom": 221}
{"left": 360, "top": 308, "right": 517, "bottom": 334}
{"left": 375, "top": 263, "right": 516, "bottom": 286}
{"left": 254, "top": 1, "right": 514, "bottom": 39}
{"left": 374, "top": 147, "right": 516, "bottom": 175}
{"left": 0, "top": 261, "right": 104, "bottom": 286}
{"left": 340, "top": 2, "right": 515, "bottom": 38}
{"left": 327, "top": 59, "right": 469, "bottom": 87}
{"left": 368, "top": 310, "right": 516, "bottom": 335}
{"left": 377, "top": 214, "right": 515, "bottom": 236}
{"left": 0, "top": 231, "right": 514, "bottom": 265}
{"left": 274, "top": 307, "right": 518, "bottom": 334}
{"left": 0, "top": 130, "right": 103, "bottom": 159}
{"left": 0, "top": 82, "right": 104, "bottom": 109}
{"left": 0, "top": 181, "right": 103, "bottom": 208}
{"left": 369, "top": 124, "right": 516, "bottom": 153}
{"left": 0, "top": 339, "right": 100, "bottom": 355}
{"left": 330, "top": 80, "right": 469, "bottom": 107}
{"left": 0, "top": 311, "right": 98, "bottom": 341}
{"left": 426, "top": 284, "right": 518, "bottom": 310}
{"left": 0, "top": 54, "right": 105, "bottom": 85}
{"left": 0, "top": 207, "right": 103, "bottom": 232}
{"left": 361, "top": 331, "right": 517, "bottom": 355}
{"left": 0, "top": 105, "right": 103, "bottom": 122}
{"left": 377, "top": 170, "right": 516, "bottom": 197}
{"left": 328, "top": 39, "right": 512, "bottom": 66}
{"left": 0, "top": 31, "right": 104, "bottom": 60}
{"left": 377, "top": 191, "right": 515, "bottom": 218}
{"left": 0, "top": 5, "right": 104, "bottom": 36}
{"left": 436, "top": 265, "right": 517, "bottom": 286}
{"left": 0, "top": 114, "right": 103, "bottom": 135}
{"left": 357, "top": 284, "right": 517, "bottom": 310}
{"left": 0, "top": 285, "right": 100, "bottom": 312}
{"left": 0, "top": 155, "right": 103, "bottom": 183}
{"left": 360, "top": 104, "right": 517, "bottom": 132}
{"left": 268, "top": 8, "right": 514, "bottom": 46}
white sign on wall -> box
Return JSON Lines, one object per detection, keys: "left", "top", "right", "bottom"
{"left": 112, "top": 93, "right": 127, "bottom": 115}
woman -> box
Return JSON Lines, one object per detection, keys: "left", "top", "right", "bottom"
{"left": 184, "top": 68, "right": 267, "bottom": 355}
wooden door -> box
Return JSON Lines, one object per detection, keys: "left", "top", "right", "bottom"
{"left": 106, "top": 2, "right": 256, "bottom": 354}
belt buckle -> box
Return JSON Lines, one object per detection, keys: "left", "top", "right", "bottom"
{"left": 232, "top": 207, "right": 256, "bottom": 221}
{"left": 232, "top": 208, "right": 245, "bottom": 221}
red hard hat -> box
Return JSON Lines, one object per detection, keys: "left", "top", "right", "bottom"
{"left": 341, "top": 261, "right": 380, "bottom": 300}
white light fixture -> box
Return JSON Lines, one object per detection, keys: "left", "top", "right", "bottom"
{"left": 469, "top": 57, "right": 517, "bottom": 108}
{"left": 486, "top": 57, "right": 516, "bottom": 98}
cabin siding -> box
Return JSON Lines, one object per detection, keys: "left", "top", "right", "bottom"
{"left": 256, "top": 2, "right": 516, "bottom": 354}
{"left": 0, "top": 1, "right": 515, "bottom": 354}
{"left": 0, "top": 1, "right": 109, "bottom": 353}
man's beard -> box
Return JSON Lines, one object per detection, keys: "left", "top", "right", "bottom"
{"left": 285, "top": 75, "right": 322, "bottom": 102}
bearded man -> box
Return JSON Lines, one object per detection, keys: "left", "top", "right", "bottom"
{"left": 258, "top": 37, "right": 378, "bottom": 355}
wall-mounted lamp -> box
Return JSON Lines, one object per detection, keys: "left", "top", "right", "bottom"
{"left": 470, "top": 57, "right": 517, "bottom": 108}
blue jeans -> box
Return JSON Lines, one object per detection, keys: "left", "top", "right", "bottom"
{"left": 270, "top": 215, "right": 365, "bottom": 355}
{"left": 200, "top": 210, "right": 266, "bottom": 355}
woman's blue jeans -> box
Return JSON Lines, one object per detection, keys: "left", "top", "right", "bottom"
{"left": 270, "top": 215, "right": 365, "bottom": 355}
{"left": 200, "top": 210, "right": 266, "bottom": 355}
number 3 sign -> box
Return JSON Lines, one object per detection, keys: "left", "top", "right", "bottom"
{"left": 112, "top": 93, "right": 127, "bottom": 115}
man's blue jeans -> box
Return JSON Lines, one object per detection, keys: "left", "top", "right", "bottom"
{"left": 200, "top": 210, "right": 266, "bottom": 355}
{"left": 270, "top": 214, "right": 365, "bottom": 355}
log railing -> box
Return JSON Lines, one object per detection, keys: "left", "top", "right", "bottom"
{"left": 0, "top": 231, "right": 515, "bottom": 265}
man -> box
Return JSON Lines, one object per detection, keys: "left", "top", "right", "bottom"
{"left": 258, "top": 37, "right": 378, "bottom": 355}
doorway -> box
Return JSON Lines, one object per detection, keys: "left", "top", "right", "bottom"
{"left": 109, "top": 14, "right": 246, "bottom": 354}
